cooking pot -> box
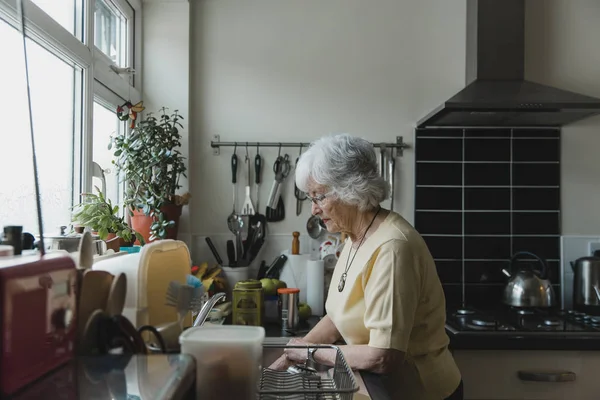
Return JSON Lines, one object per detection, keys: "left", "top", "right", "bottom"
{"left": 570, "top": 256, "right": 600, "bottom": 313}
{"left": 39, "top": 227, "right": 105, "bottom": 255}
{"left": 502, "top": 251, "right": 556, "bottom": 308}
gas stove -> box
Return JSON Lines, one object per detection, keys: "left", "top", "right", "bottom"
{"left": 446, "top": 306, "right": 600, "bottom": 337}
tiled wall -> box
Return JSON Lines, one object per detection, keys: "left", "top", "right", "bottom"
{"left": 414, "top": 128, "right": 561, "bottom": 308}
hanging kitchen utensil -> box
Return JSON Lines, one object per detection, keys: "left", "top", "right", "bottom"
{"left": 388, "top": 147, "right": 395, "bottom": 210}
{"left": 307, "top": 215, "right": 326, "bottom": 239}
{"left": 227, "top": 145, "right": 244, "bottom": 235}
{"left": 255, "top": 145, "right": 262, "bottom": 211}
{"left": 294, "top": 145, "right": 307, "bottom": 216}
{"left": 380, "top": 143, "right": 387, "bottom": 180}
{"left": 266, "top": 150, "right": 290, "bottom": 222}
{"left": 241, "top": 143, "right": 256, "bottom": 216}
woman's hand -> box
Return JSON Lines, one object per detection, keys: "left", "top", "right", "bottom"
{"left": 267, "top": 354, "right": 295, "bottom": 371}
{"left": 283, "top": 338, "right": 314, "bottom": 363}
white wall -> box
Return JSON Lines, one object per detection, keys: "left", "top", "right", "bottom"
{"left": 188, "top": 0, "right": 467, "bottom": 265}
{"left": 525, "top": 0, "right": 600, "bottom": 235}
{"left": 142, "top": 0, "right": 191, "bottom": 244}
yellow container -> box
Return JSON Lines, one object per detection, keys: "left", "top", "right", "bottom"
{"left": 232, "top": 280, "right": 264, "bottom": 326}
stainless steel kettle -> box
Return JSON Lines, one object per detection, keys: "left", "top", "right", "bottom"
{"left": 570, "top": 256, "right": 600, "bottom": 311}
{"left": 502, "top": 251, "right": 556, "bottom": 307}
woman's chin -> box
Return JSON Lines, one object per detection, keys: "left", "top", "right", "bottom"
{"left": 323, "top": 220, "right": 340, "bottom": 233}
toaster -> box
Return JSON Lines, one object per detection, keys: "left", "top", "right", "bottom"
{"left": 0, "top": 252, "right": 77, "bottom": 396}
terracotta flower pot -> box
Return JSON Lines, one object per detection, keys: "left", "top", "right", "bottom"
{"left": 130, "top": 203, "right": 183, "bottom": 244}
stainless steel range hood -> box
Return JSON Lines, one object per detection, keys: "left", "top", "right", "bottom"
{"left": 417, "top": 0, "right": 600, "bottom": 128}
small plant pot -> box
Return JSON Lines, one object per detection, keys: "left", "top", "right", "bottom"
{"left": 131, "top": 204, "right": 183, "bottom": 244}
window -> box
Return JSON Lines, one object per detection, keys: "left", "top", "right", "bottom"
{"left": 0, "top": 20, "right": 80, "bottom": 235}
{"left": 0, "top": 0, "right": 141, "bottom": 237}
{"left": 94, "top": 0, "right": 129, "bottom": 66}
{"left": 93, "top": 100, "right": 125, "bottom": 206}
{"left": 31, "top": 0, "right": 79, "bottom": 37}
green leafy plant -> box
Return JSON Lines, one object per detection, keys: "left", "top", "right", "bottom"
{"left": 71, "top": 187, "right": 145, "bottom": 245}
{"left": 109, "top": 107, "right": 190, "bottom": 241}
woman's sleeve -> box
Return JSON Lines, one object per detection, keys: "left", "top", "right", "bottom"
{"left": 362, "top": 239, "right": 420, "bottom": 352}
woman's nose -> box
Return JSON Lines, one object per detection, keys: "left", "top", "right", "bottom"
{"left": 311, "top": 201, "right": 321, "bottom": 215}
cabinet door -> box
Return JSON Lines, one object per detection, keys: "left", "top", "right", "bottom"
{"left": 453, "top": 350, "right": 600, "bottom": 400}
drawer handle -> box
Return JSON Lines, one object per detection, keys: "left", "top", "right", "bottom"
{"left": 518, "top": 370, "right": 576, "bottom": 383}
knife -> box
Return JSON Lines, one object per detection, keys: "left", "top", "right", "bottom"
{"left": 205, "top": 237, "right": 223, "bottom": 265}
{"left": 226, "top": 240, "right": 236, "bottom": 267}
{"left": 265, "top": 255, "right": 288, "bottom": 279}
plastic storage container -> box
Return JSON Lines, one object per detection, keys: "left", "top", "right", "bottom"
{"left": 179, "top": 325, "right": 265, "bottom": 400}
{"left": 232, "top": 279, "right": 264, "bottom": 326}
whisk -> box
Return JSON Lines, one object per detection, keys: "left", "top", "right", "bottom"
{"left": 165, "top": 281, "right": 204, "bottom": 328}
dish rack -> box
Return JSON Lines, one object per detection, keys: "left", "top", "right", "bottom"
{"left": 258, "top": 344, "right": 359, "bottom": 400}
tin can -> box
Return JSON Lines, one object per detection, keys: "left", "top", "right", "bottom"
{"left": 277, "top": 287, "right": 300, "bottom": 331}
{"left": 232, "top": 280, "right": 264, "bottom": 326}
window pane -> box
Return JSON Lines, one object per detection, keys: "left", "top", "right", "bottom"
{"left": 0, "top": 21, "right": 79, "bottom": 236}
{"left": 94, "top": 0, "right": 128, "bottom": 66}
{"left": 31, "top": 0, "right": 77, "bottom": 36}
{"left": 93, "top": 101, "right": 123, "bottom": 207}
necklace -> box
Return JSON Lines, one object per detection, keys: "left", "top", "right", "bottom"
{"left": 338, "top": 206, "right": 381, "bottom": 292}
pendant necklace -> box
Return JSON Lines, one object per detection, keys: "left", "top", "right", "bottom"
{"left": 338, "top": 206, "right": 381, "bottom": 292}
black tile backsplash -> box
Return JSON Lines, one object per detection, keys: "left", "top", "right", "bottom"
{"left": 415, "top": 163, "right": 462, "bottom": 185}
{"left": 464, "top": 188, "right": 510, "bottom": 210}
{"left": 464, "top": 163, "right": 511, "bottom": 186}
{"left": 415, "top": 127, "right": 561, "bottom": 308}
{"left": 465, "top": 139, "right": 510, "bottom": 161}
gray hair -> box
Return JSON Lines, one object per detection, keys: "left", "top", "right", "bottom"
{"left": 295, "top": 134, "right": 390, "bottom": 211}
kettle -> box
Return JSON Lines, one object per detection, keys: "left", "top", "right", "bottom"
{"left": 570, "top": 256, "right": 600, "bottom": 311}
{"left": 502, "top": 251, "right": 556, "bottom": 308}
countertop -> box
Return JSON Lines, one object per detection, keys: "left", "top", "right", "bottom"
{"left": 5, "top": 354, "right": 195, "bottom": 400}
{"left": 446, "top": 326, "right": 600, "bottom": 351}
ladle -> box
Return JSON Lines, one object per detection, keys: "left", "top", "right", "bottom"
{"left": 306, "top": 215, "right": 326, "bottom": 239}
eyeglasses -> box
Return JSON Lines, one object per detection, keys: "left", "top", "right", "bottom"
{"left": 305, "top": 193, "right": 328, "bottom": 205}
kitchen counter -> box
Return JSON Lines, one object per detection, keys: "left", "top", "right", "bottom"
{"left": 5, "top": 354, "right": 195, "bottom": 400}
{"left": 447, "top": 326, "right": 600, "bottom": 350}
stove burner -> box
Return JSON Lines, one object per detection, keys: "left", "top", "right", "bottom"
{"left": 456, "top": 309, "right": 475, "bottom": 315}
{"left": 497, "top": 324, "right": 516, "bottom": 331}
{"left": 543, "top": 319, "right": 561, "bottom": 326}
{"left": 471, "top": 318, "right": 495, "bottom": 327}
{"left": 516, "top": 309, "right": 534, "bottom": 315}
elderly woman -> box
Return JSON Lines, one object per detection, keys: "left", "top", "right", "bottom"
{"left": 269, "top": 134, "right": 463, "bottom": 400}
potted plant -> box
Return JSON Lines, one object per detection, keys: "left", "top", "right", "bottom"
{"left": 71, "top": 187, "right": 145, "bottom": 248}
{"left": 109, "top": 107, "right": 190, "bottom": 243}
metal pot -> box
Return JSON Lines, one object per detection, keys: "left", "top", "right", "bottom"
{"left": 502, "top": 251, "right": 556, "bottom": 308}
{"left": 40, "top": 227, "right": 105, "bottom": 255}
{"left": 570, "top": 256, "right": 600, "bottom": 312}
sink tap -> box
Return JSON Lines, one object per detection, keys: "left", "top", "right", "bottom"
{"left": 192, "top": 292, "right": 227, "bottom": 327}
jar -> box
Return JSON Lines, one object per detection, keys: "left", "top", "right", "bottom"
{"left": 277, "top": 287, "right": 300, "bottom": 331}
{"left": 232, "top": 280, "right": 264, "bottom": 326}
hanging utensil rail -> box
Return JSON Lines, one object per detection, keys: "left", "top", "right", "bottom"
{"left": 211, "top": 135, "right": 409, "bottom": 156}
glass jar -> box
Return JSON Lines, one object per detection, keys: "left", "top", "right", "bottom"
{"left": 232, "top": 280, "right": 264, "bottom": 326}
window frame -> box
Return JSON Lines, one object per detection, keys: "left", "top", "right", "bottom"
{"left": 0, "top": 0, "right": 141, "bottom": 224}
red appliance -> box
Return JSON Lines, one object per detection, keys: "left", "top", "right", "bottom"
{"left": 0, "top": 253, "right": 77, "bottom": 396}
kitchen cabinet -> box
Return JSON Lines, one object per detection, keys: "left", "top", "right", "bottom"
{"left": 453, "top": 349, "right": 600, "bottom": 399}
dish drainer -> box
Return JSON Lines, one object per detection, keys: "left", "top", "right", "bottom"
{"left": 258, "top": 344, "right": 359, "bottom": 400}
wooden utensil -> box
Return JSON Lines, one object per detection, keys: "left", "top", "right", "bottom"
{"left": 105, "top": 273, "right": 127, "bottom": 317}
{"left": 77, "top": 270, "right": 114, "bottom": 349}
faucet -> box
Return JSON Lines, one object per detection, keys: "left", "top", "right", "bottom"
{"left": 192, "top": 292, "right": 227, "bottom": 327}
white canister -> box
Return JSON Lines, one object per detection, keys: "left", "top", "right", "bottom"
{"left": 180, "top": 325, "right": 265, "bottom": 400}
